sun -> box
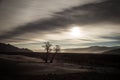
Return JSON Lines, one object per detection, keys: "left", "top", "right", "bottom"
{"left": 70, "top": 26, "right": 82, "bottom": 38}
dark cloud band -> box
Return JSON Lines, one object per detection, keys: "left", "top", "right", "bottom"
{"left": 0, "top": 0, "right": 120, "bottom": 40}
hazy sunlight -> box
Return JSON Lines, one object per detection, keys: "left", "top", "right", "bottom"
{"left": 70, "top": 26, "right": 83, "bottom": 38}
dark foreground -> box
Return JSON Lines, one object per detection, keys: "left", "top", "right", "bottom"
{"left": 1, "top": 72, "right": 120, "bottom": 80}
{"left": 0, "top": 52, "right": 120, "bottom": 80}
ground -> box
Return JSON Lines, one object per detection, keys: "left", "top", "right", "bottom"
{"left": 0, "top": 54, "right": 120, "bottom": 80}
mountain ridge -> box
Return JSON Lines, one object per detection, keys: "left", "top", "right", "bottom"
{"left": 63, "top": 46, "right": 120, "bottom": 53}
{"left": 0, "top": 43, "right": 33, "bottom": 52}
{"left": 103, "top": 48, "right": 120, "bottom": 55}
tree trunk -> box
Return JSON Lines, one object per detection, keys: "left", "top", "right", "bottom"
{"left": 45, "top": 51, "right": 49, "bottom": 63}
{"left": 50, "top": 53, "right": 57, "bottom": 63}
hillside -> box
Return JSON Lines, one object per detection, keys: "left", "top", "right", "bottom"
{"left": 63, "top": 46, "right": 120, "bottom": 53}
{"left": 103, "top": 48, "right": 120, "bottom": 55}
{"left": 0, "top": 43, "right": 33, "bottom": 52}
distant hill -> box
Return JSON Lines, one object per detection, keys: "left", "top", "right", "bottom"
{"left": 103, "top": 48, "right": 120, "bottom": 55}
{"left": 63, "top": 46, "right": 120, "bottom": 53}
{"left": 0, "top": 43, "right": 33, "bottom": 52}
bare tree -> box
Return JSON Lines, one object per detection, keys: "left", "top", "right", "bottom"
{"left": 50, "top": 45, "right": 60, "bottom": 63}
{"left": 42, "top": 41, "right": 52, "bottom": 63}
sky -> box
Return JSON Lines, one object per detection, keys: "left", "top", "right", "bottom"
{"left": 0, "top": 0, "right": 120, "bottom": 51}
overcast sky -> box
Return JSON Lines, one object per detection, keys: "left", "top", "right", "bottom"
{"left": 0, "top": 0, "right": 120, "bottom": 51}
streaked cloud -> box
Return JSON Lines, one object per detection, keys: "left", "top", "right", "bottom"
{"left": 0, "top": 0, "right": 120, "bottom": 50}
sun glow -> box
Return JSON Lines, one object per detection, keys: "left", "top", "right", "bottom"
{"left": 70, "top": 26, "right": 83, "bottom": 38}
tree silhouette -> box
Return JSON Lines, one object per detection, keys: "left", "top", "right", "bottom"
{"left": 50, "top": 45, "right": 60, "bottom": 63}
{"left": 42, "top": 41, "right": 52, "bottom": 63}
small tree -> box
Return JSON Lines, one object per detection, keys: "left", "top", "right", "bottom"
{"left": 42, "top": 41, "right": 52, "bottom": 63}
{"left": 50, "top": 45, "right": 60, "bottom": 63}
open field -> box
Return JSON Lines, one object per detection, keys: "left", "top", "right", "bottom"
{"left": 0, "top": 52, "right": 120, "bottom": 80}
